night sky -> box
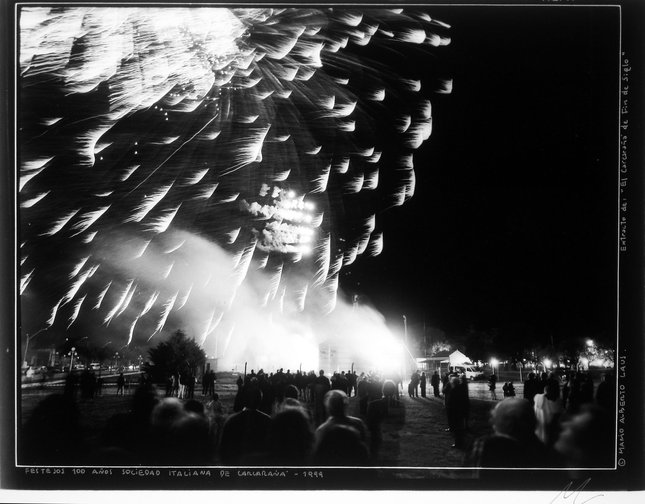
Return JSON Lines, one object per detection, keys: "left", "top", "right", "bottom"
{"left": 17, "top": 5, "right": 621, "bottom": 361}
{"left": 343, "top": 6, "right": 620, "bottom": 347}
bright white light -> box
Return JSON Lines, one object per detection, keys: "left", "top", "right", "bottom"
{"left": 490, "top": 358, "right": 499, "bottom": 368}
{"left": 543, "top": 359, "right": 552, "bottom": 369}
{"left": 586, "top": 339, "right": 594, "bottom": 347}
{"left": 304, "top": 201, "right": 315, "bottom": 211}
{"left": 287, "top": 190, "right": 296, "bottom": 199}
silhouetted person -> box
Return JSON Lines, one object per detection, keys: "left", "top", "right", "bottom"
{"left": 21, "top": 394, "right": 86, "bottom": 465}
{"left": 488, "top": 373, "right": 497, "bottom": 400}
{"left": 316, "top": 390, "right": 368, "bottom": 446}
{"left": 185, "top": 399, "right": 206, "bottom": 416}
{"left": 366, "top": 380, "right": 399, "bottom": 461}
{"left": 595, "top": 372, "right": 615, "bottom": 411}
{"left": 63, "top": 372, "right": 77, "bottom": 399}
{"left": 219, "top": 388, "right": 271, "bottom": 465}
{"left": 534, "top": 377, "right": 563, "bottom": 447}
{"left": 313, "top": 424, "right": 369, "bottom": 466}
{"left": 445, "top": 376, "right": 469, "bottom": 449}
{"left": 168, "top": 412, "right": 212, "bottom": 465}
{"left": 266, "top": 406, "right": 314, "bottom": 465}
{"left": 523, "top": 372, "right": 538, "bottom": 406}
{"left": 469, "top": 398, "right": 558, "bottom": 475}
{"left": 116, "top": 373, "right": 125, "bottom": 395}
{"left": 554, "top": 404, "right": 614, "bottom": 470}
{"left": 420, "top": 372, "right": 427, "bottom": 398}
{"left": 313, "top": 370, "right": 331, "bottom": 425}
{"left": 430, "top": 371, "right": 441, "bottom": 397}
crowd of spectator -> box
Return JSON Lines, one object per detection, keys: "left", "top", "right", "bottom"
{"left": 21, "top": 367, "right": 404, "bottom": 467}
{"left": 21, "top": 365, "right": 616, "bottom": 474}
{"left": 468, "top": 370, "right": 616, "bottom": 476}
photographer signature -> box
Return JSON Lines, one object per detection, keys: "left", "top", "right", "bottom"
{"left": 551, "top": 478, "right": 604, "bottom": 504}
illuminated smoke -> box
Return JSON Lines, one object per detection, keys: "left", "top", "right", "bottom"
{"left": 19, "top": 6, "right": 450, "bottom": 369}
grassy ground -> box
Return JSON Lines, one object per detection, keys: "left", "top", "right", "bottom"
{"left": 20, "top": 372, "right": 503, "bottom": 470}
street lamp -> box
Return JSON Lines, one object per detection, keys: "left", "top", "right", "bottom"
{"left": 490, "top": 358, "right": 499, "bottom": 375}
{"left": 586, "top": 339, "right": 594, "bottom": 347}
{"left": 543, "top": 358, "right": 552, "bottom": 370}
{"left": 68, "top": 347, "right": 77, "bottom": 372}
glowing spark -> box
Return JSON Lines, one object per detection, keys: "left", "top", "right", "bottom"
{"left": 364, "top": 168, "right": 379, "bottom": 190}
{"left": 115, "top": 283, "right": 137, "bottom": 319}
{"left": 87, "top": 264, "right": 100, "bottom": 278}
{"left": 45, "top": 299, "right": 62, "bottom": 328}
{"left": 185, "top": 168, "right": 209, "bottom": 185}
{"left": 398, "top": 28, "right": 426, "bottom": 44}
{"left": 67, "top": 294, "right": 87, "bottom": 329}
{"left": 104, "top": 279, "right": 134, "bottom": 326}
{"left": 162, "top": 262, "right": 174, "bottom": 279}
{"left": 120, "top": 165, "right": 141, "bottom": 182}
{"left": 126, "top": 316, "right": 140, "bottom": 346}
{"left": 39, "top": 209, "right": 80, "bottom": 236}
{"left": 338, "top": 120, "right": 355, "bottom": 132}
{"left": 334, "top": 157, "right": 350, "bottom": 174}
{"left": 220, "top": 125, "right": 271, "bottom": 176}
{"left": 164, "top": 240, "right": 186, "bottom": 254}
{"left": 368, "top": 232, "right": 384, "bottom": 256}
{"left": 295, "top": 284, "right": 308, "bottom": 311}
{"left": 438, "top": 79, "right": 453, "bottom": 93}
{"left": 176, "top": 284, "right": 193, "bottom": 310}
{"left": 366, "top": 151, "right": 382, "bottom": 163}
{"left": 233, "top": 241, "right": 257, "bottom": 287}
{"left": 312, "top": 236, "right": 331, "bottom": 287}
{"left": 140, "top": 291, "right": 160, "bottom": 317}
{"left": 20, "top": 157, "right": 53, "bottom": 191}
{"left": 146, "top": 204, "right": 181, "bottom": 233}
{"left": 397, "top": 114, "right": 412, "bottom": 133}
{"left": 20, "top": 269, "right": 34, "bottom": 295}
{"left": 41, "top": 117, "right": 62, "bottom": 126}
{"left": 345, "top": 174, "right": 364, "bottom": 194}
{"left": 126, "top": 184, "right": 174, "bottom": 223}
{"left": 407, "top": 119, "right": 433, "bottom": 149}
{"left": 401, "top": 78, "right": 421, "bottom": 92}
{"left": 94, "top": 281, "right": 112, "bottom": 309}
{"left": 427, "top": 34, "right": 451, "bottom": 47}
{"left": 134, "top": 240, "right": 151, "bottom": 259}
{"left": 69, "top": 256, "right": 90, "bottom": 279}
{"left": 69, "top": 206, "right": 111, "bottom": 236}
{"left": 149, "top": 292, "right": 178, "bottom": 340}
{"left": 227, "top": 228, "right": 241, "bottom": 244}
{"left": 81, "top": 231, "right": 98, "bottom": 244}
{"left": 322, "top": 274, "right": 339, "bottom": 314}
{"left": 337, "top": 12, "right": 363, "bottom": 27}
{"left": 344, "top": 243, "right": 359, "bottom": 266}
{"left": 21, "top": 191, "right": 50, "bottom": 208}
{"left": 195, "top": 183, "right": 219, "bottom": 200}
{"left": 420, "top": 100, "right": 432, "bottom": 119}
{"left": 218, "top": 193, "right": 240, "bottom": 204}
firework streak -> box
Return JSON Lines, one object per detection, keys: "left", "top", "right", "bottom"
{"left": 19, "top": 7, "right": 451, "bottom": 356}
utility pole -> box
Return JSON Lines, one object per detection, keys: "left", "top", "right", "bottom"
{"left": 403, "top": 314, "right": 408, "bottom": 377}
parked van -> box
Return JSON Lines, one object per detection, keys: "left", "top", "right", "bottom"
{"left": 453, "top": 365, "right": 484, "bottom": 380}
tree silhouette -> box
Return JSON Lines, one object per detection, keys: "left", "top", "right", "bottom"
{"left": 145, "top": 330, "right": 206, "bottom": 382}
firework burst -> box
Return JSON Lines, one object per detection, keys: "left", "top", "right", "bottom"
{"left": 19, "top": 6, "right": 451, "bottom": 361}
